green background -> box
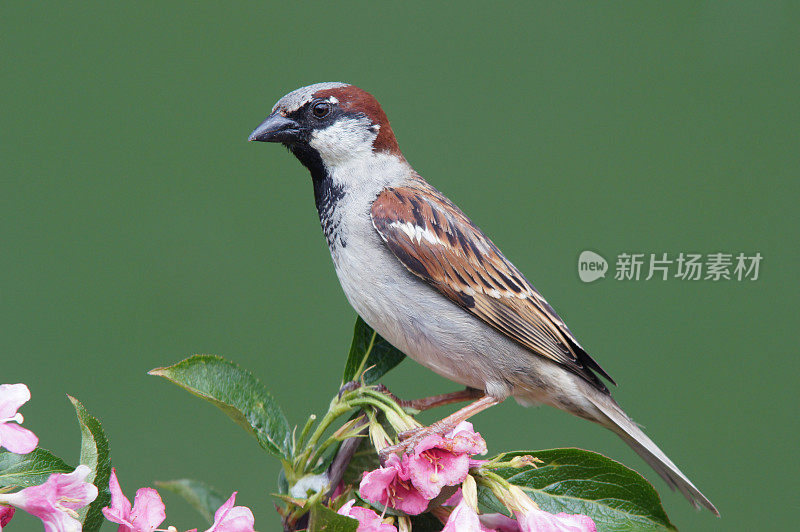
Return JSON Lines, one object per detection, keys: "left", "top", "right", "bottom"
{"left": 2, "top": 2, "right": 797, "bottom": 530}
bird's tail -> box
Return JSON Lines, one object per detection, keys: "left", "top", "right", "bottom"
{"left": 588, "top": 391, "right": 720, "bottom": 516}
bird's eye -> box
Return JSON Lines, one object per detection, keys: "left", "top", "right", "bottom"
{"left": 311, "top": 101, "right": 331, "bottom": 119}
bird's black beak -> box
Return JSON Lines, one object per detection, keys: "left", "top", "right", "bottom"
{"left": 248, "top": 113, "right": 301, "bottom": 143}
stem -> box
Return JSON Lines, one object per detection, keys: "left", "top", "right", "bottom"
{"left": 305, "top": 431, "right": 365, "bottom": 471}
{"left": 286, "top": 489, "right": 325, "bottom": 528}
{"left": 348, "top": 394, "right": 403, "bottom": 415}
{"left": 477, "top": 469, "right": 513, "bottom": 489}
{"left": 300, "top": 396, "right": 387, "bottom": 471}
{"left": 297, "top": 414, "right": 317, "bottom": 451}
{"left": 292, "top": 384, "right": 420, "bottom": 474}
{"left": 352, "top": 332, "right": 378, "bottom": 382}
{"left": 326, "top": 416, "right": 369, "bottom": 497}
{"left": 357, "top": 388, "right": 422, "bottom": 432}
{"left": 307, "top": 402, "right": 347, "bottom": 448}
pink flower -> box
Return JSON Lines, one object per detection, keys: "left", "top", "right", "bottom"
{"left": 337, "top": 500, "right": 397, "bottom": 532}
{"left": 359, "top": 454, "right": 428, "bottom": 515}
{"left": 102, "top": 468, "right": 166, "bottom": 532}
{"left": 0, "top": 505, "right": 15, "bottom": 530}
{"left": 0, "top": 464, "right": 98, "bottom": 532}
{"left": 204, "top": 492, "right": 254, "bottom": 532}
{"left": 516, "top": 509, "right": 596, "bottom": 532}
{"left": 504, "top": 486, "right": 596, "bottom": 532}
{"left": 442, "top": 495, "right": 483, "bottom": 531}
{"left": 444, "top": 422, "right": 487, "bottom": 455}
{"left": 0, "top": 383, "right": 38, "bottom": 454}
{"left": 407, "top": 421, "right": 486, "bottom": 499}
{"left": 443, "top": 488, "right": 463, "bottom": 506}
{"left": 478, "top": 513, "right": 522, "bottom": 532}
{"left": 441, "top": 475, "right": 497, "bottom": 532}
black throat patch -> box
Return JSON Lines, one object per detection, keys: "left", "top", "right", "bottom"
{"left": 286, "top": 142, "right": 347, "bottom": 250}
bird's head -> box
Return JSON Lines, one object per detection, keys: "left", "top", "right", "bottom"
{"left": 249, "top": 82, "right": 402, "bottom": 176}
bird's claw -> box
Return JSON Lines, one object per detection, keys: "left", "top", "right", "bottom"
{"left": 378, "top": 421, "right": 455, "bottom": 463}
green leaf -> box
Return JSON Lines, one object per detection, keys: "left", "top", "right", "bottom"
{"left": 156, "top": 479, "right": 226, "bottom": 525}
{"left": 409, "top": 512, "right": 445, "bottom": 531}
{"left": 0, "top": 448, "right": 73, "bottom": 488}
{"left": 149, "top": 355, "right": 292, "bottom": 458}
{"left": 342, "top": 317, "right": 405, "bottom": 385}
{"left": 478, "top": 449, "right": 676, "bottom": 532}
{"left": 68, "top": 396, "right": 112, "bottom": 532}
{"left": 308, "top": 502, "right": 359, "bottom": 532}
{"left": 278, "top": 468, "right": 290, "bottom": 495}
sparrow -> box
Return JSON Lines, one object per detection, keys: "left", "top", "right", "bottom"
{"left": 248, "top": 82, "right": 718, "bottom": 515}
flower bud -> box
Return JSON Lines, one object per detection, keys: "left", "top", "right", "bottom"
{"left": 383, "top": 408, "right": 421, "bottom": 434}
{"left": 508, "top": 455, "right": 542, "bottom": 468}
{"left": 368, "top": 420, "right": 393, "bottom": 452}
{"left": 461, "top": 475, "right": 478, "bottom": 511}
{"left": 505, "top": 485, "right": 539, "bottom": 513}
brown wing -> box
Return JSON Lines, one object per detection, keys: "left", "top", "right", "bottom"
{"left": 370, "top": 184, "right": 615, "bottom": 393}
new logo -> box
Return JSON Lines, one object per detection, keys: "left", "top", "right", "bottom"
{"left": 578, "top": 251, "right": 608, "bottom": 283}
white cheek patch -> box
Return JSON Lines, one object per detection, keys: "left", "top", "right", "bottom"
{"left": 309, "top": 117, "right": 378, "bottom": 168}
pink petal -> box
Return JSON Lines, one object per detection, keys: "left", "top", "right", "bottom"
{"left": 211, "top": 492, "right": 236, "bottom": 523}
{"left": 442, "top": 498, "right": 482, "bottom": 532}
{"left": 348, "top": 506, "right": 396, "bottom": 532}
{"left": 338, "top": 500, "right": 397, "bottom": 532}
{"left": 479, "top": 513, "right": 521, "bottom": 532}
{"left": 207, "top": 492, "right": 255, "bottom": 532}
{"left": 0, "top": 423, "right": 38, "bottom": 454}
{"left": 101, "top": 505, "right": 134, "bottom": 530}
{"left": 516, "top": 508, "right": 597, "bottom": 532}
{"left": 360, "top": 467, "right": 398, "bottom": 505}
{"left": 0, "top": 465, "right": 97, "bottom": 532}
{"left": 413, "top": 426, "right": 486, "bottom": 458}
{"left": 553, "top": 513, "right": 596, "bottom": 531}
{"left": 389, "top": 482, "right": 428, "bottom": 515}
{"left": 448, "top": 429, "right": 487, "bottom": 456}
{"left": 444, "top": 488, "right": 463, "bottom": 506}
{"left": 129, "top": 487, "right": 166, "bottom": 531}
{"left": 54, "top": 464, "right": 92, "bottom": 487}
{"left": 387, "top": 454, "right": 412, "bottom": 481}
{"left": 211, "top": 514, "right": 255, "bottom": 532}
{"left": 39, "top": 510, "right": 83, "bottom": 532}
{"left": 446, "top": 421, "right": 475, "bottom": 437}
{"left": 360, "top": 456, "right": 428, "bottom": 515}
{"left": 412, "top": 434, "right": 447, "bottom": 455}
{"left": 105, "top": 468, "right": 132, "bottom": 518}
{"left": 0, "top": 384, "right": 30, "bottom": 419}
{"left": 0, "top": 505, "right": 14, "bottom": 527}
{"left": 409, "top": 449, "right": 469, "bottom": 499}
{"left": 337, "top": 499, "right": 356, "bottom": 517}
{"left": 330, "top": 481, "right": 345, "bottom": 499}
{"left": 50, "top": 466, "right": 97, "bottom": 510}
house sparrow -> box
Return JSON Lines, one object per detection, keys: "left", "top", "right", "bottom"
{"left": 248, "top": 82, "right": 718, "bottom": 515}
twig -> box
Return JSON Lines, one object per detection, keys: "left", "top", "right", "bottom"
{"left": 326, "top": 414, "right": 370, "bottom": 498}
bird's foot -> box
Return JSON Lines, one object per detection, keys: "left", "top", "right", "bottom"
{"left": 405, "top": 387, "right": 484, "bottom": 411}
{"left": 378, "top": 419, "right": 457, "bottom": 462}
{"left": 378, "top": 395, "right": 501, "bottom": 463}
{"left": 340, "top": 383, "right": 482, "bottom": 413}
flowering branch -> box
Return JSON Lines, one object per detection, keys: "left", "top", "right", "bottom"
{"left": 0, "top": 316, "right": 678, "bottom": 532}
